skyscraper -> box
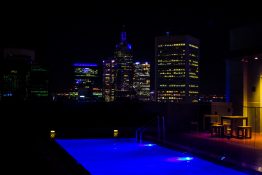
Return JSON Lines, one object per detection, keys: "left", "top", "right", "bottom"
{"left": 0, "top": 48, "right": 35, "bottom": 101}
{"left": 102, "top": 59, "right": 116, "bottom": 102}
{"left": 133, "top": 62, "right": 150, "bottom": 101}
{"left": 155, "top": 34, "right": 200, "bottom": 103}
{"left": 72, "top": 63, "right": 100, "bottom": 101}
{"left": 29, "top": 64, "right": 49, "bottom": 100}
{"left": 114, "top": 31, "right": 133, "bottom": 101}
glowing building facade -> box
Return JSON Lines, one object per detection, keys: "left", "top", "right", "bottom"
{"left": 133, "top": 62, "right": 150, "bottom": 101}
{"left": 228, "top": 25, "right": 262, "bottom": 133}
{"left": 242, "top": 56, "right": 262, "bottom": 132}
{"left": 155, "top": 35, "right": 200, "bottom": 103}
{"left": 103, "top": 59, "right": 116, "bottom": 102}
{"left": 114, "top": 31, "right": 133, "bottom": 100}
{"left": 73, "top": 63, "right": 100, "bottom": 101}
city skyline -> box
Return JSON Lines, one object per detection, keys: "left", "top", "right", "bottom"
{"left": 1, "top": 4, "right": 262, "bottom": 175}
{"left": 1, "top": 5, "right": 262, "bottom": 95}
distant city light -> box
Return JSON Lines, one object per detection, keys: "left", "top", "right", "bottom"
{"left": 135, "top": 62, "right": 140, "bottom": 64}
{"left": 3, "top": 93, "right": 13, "bottom": 97}
{"left": 73, "top": 63, "right": 98, "bottom": 67}
{"left": 128, "top": 44, "right": 132, "bottom": 50}
{"left": 50, "top": 130, "right": 56, "bottom": 139}
{"left": 83, "top": 68, "right": 89, "bottom": 73}
{"left": 113, "top": 129, "right": 119, "bottom": 137}
{"left": 79, "top": 95, "right": 85, "bottom": 98}
{"left": 220, "top": 156, "right": 226, "bottom": 160}
{"left": 254, "top": 57, "right": 258, "bottom": 60}
{"left": 145, "top": 62, "right": 148, "bottom": 64}
{"left": 121, "top": 32, "right": 126, "bottom": 42}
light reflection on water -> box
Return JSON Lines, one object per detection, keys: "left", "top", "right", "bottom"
{"left": 56, "top": 138, "right": 250, "bottom": 175}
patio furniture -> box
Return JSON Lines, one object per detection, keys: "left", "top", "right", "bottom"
{"left": 221, "top": 116, "right": 248, "bottom": 137}
{"left": 203, "top": 114, "right": 220, "bottom": 131}
{"left": 210, "top": 124, "right": 224, "bottom": 137}
{"left": 237, "top": 126, "right": 252, "bottom": 139}
{"left": 223, "top": 123, "right": 232, "bottom": 137}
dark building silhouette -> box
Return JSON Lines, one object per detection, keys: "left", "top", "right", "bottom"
{"left": 28, "top": 64, "right": 49, "bottom": 100}
{"left": 0, "top": 48, "right": 35, "bottom": 101}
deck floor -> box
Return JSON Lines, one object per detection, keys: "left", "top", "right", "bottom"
{"left": 154, "top": 132, "right": 262, "bottom": 174}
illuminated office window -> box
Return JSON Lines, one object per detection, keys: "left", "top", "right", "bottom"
{"left": 155, "top": 35, "right": 199, "bottom": 103}
{"left": 73, "top": 62, "right": 99, "bottom": 101}
{"left": 133, "top": 62, "right": 151, "bottom": 101}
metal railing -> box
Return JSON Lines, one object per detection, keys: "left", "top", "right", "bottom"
{"left": 136, "top": 115, "right": 165, "bottom": 143}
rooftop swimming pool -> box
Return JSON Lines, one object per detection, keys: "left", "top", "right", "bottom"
{"left": 56, "top": 138, "right": 250, "bottom": 175}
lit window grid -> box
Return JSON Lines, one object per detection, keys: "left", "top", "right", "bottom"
{"left": 74, "top": 67, "right": 98, "bottom": 77}
{"left": 133, "top": 62, "right": 151, "bottom": 101}
{"left": 157, "top": 43, "right": 186, "bottom": 47}
{"left": 73, "top": 65, "right": 99, "bottom": 93}
{"left": 189, "top": 44, "right": 199, "bottom": 49}
{"left": 156, "top": 79, "right": 199, "bottom": 102}
{"left": 155, "top": 38, "right": 199, "bottom": 103}
{"left": 102, "top": 60, "right": 116, "bottom": 102}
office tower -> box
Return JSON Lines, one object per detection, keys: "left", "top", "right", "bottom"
{"left": 0, "top": 48, "right": 35, "bottom": 101}
{"left": 29, "top": 64, "right": 48, "bottom": 99}
{"left": 133, "top": 61, "right": 150, "bottom": 101}
{"left": 114, "top": 31, "right": 133, "bottom": 101}
{"left": 72, "top": 63, "right": 100, "bottom": 101}
{"left": 155, "top": 34, "right": 200, "bottom": 103}
{"left": 102, "top": 59, "right": 116, "bottom": 102}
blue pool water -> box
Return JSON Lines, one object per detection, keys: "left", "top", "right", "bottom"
{"left": 56, "top": 138, "right": 249, "bottom": 175}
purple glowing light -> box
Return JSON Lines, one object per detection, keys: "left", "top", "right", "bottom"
{"left": 83, "top": 68, "right": 89, "bottom": 73}
{"left": 73, "top": 63, "right": 98, "bottom": 67}
{"left": 166, "top": 157, "right": 193, "bottom": 162}
{"left": 121, "top": 32, "right": 126, "bottom": 42}
{"left": 75, "top": 79, "right": 82, "bottom": 84}
{"left": 128, "top": 44, "right": 132, "bottom": 50}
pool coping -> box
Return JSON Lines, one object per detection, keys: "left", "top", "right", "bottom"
{"left": 144, "top": 135, "right": 261, "bottom": 175}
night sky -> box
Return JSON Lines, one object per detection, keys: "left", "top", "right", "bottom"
{"left": 1, "top": 3, "right": 261, "bottom": 94}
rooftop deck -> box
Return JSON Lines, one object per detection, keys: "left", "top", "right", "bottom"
{"left": 146, "top": 131, "right": 262, "bottom": 174}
